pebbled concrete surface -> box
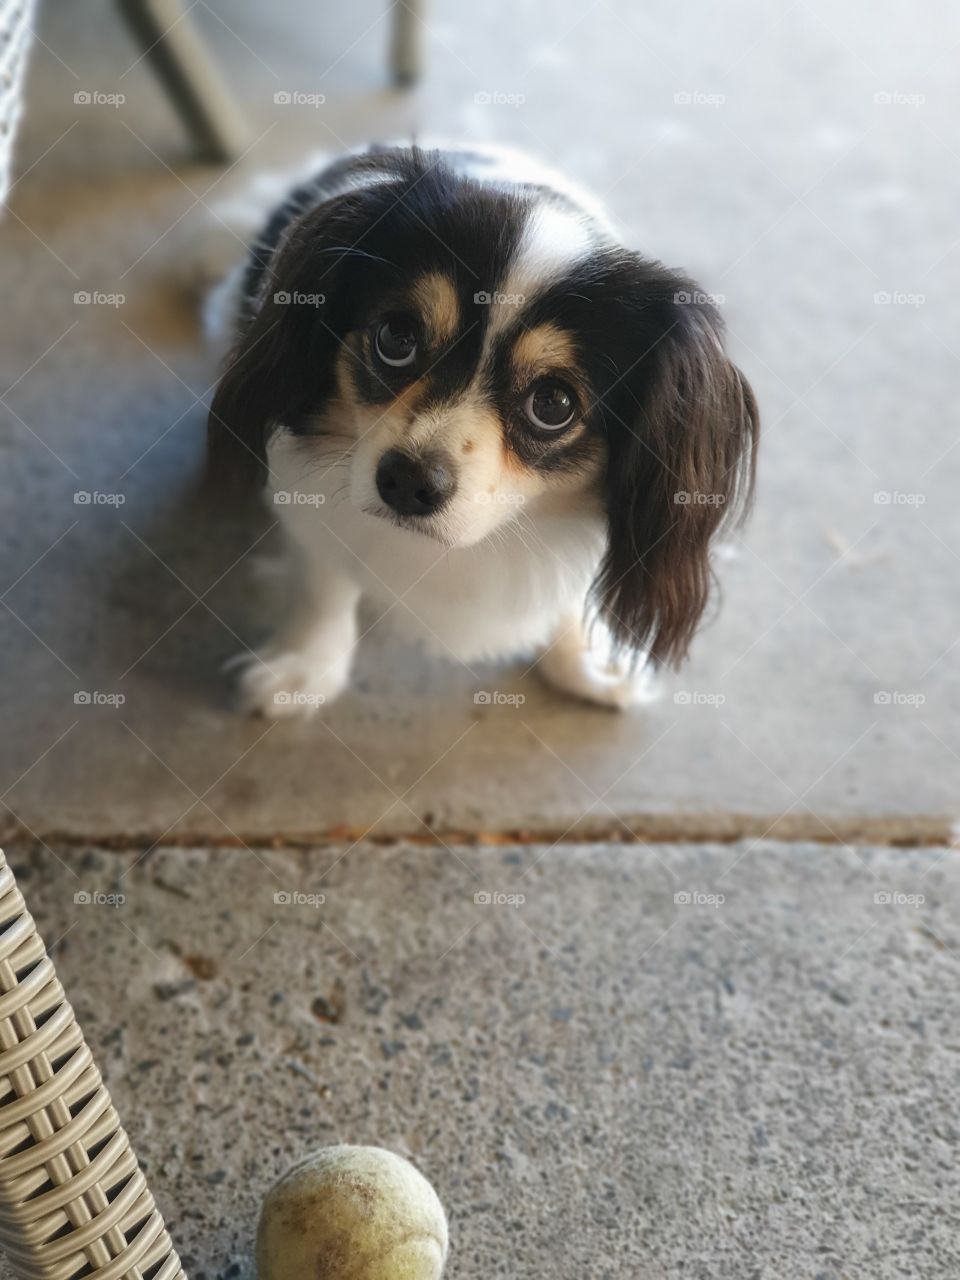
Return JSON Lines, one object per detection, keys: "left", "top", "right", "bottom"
{"left": 0, "top": 838, "right": 956, "bottom": 1280}
{"left": 2, "top": 1, "right": 960, "bottom": 842}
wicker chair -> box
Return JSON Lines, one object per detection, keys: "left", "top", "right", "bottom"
{"left": 0, "top": 851, "right": 186, "bottom": 1280}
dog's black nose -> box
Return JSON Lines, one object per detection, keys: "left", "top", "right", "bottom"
{"left": 375, "top": 448, "right": 456, "bottom": 517}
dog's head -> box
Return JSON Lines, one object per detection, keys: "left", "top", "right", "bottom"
{"left": 208, "top": 148, "right": 758, "bottom": 664}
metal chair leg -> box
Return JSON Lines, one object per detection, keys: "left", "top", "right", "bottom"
{"left": 115, "top": 0, "right": 250, "bottom": 163}
{"left": 389, "top": 0, "right": 423, "bottom": 87}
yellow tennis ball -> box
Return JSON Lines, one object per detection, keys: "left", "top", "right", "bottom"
{"left": 256, "top": 1144, "right": 448, "bottom": 1280}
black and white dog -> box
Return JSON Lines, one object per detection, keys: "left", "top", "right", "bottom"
{"left": 206, "top": 143, "right": 758, "bottom": 715}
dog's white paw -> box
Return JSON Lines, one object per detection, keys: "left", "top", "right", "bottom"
{"left": 538, "top": 626, "right": 658, "bottom": 710}
{"left": 227, "top": 648, "right": 351, "bottom": 718}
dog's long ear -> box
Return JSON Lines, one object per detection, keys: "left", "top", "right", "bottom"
{"left": 593, "top": 283, "right": 758, "bottom": 666}
{"left": 205, "top": 188, "right": 386, "bottom": 491}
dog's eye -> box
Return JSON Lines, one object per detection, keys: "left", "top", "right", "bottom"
{"left": 375, "top": 314, "right": 419, "bottom": 368}
{"left": 524, "top": 380, "right": 577, "bottom": 431}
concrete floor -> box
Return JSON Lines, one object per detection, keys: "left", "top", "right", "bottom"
{"left": 2, "top": 0, "right": 960, "bottom": 844}
{"left": 1, "top": 3, "right": 959, "bottom": 1278}
{"left": 1, "top": 839, "right": 957, "bottom": 1280}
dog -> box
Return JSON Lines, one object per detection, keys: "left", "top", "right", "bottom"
{"left": 205, "top": 143, "right": 758, "bottom": 716}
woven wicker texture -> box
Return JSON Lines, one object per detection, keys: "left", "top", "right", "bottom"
{"left": 0, "top": 851, "right": 186, "bottom": 1280}
{"left": 0, "top": 0, "right": 36, "bottom": 202}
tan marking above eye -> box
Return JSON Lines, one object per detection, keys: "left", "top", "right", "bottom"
{"left": 512, "top": 324, "right": 580, "bottom": 379}
{"left": 412, "top": 272, "right": 460, "bottom": 345}
{"left": 388, "top": 376, "right": 427, "bottom": 418}
{"left": 462, "top": 439, "right": 475, "bottom": 454}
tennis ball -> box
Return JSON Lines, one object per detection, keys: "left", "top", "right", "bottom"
{"left": 256, "top": 1144, "right": 448, "bottom": 1280}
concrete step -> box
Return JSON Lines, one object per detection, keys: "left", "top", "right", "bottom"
{"left": 2, "top": 838, "right": 957, "bottom": 1279}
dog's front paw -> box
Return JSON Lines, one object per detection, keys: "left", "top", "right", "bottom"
{"left": 538, "top": 626, "right": 658, "bottom": 710}
{"left": 227, "top": 648, "right": 351, "bottom": 718}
